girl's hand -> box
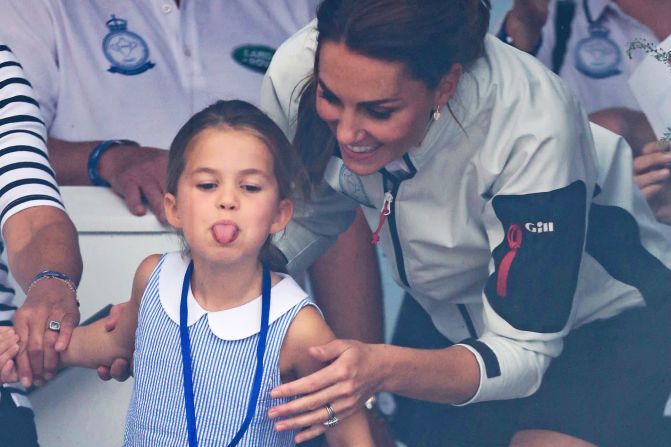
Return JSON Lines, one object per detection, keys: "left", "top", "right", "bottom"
{"left": 0, "top": 327, "right": 20, "bottom": 383}
{"left": 268, "top": 339, "right": 386, "bottom": 439}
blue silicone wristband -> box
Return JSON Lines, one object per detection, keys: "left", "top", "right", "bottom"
{"left": 87, "top": 139, "right": 138, "bottom": 186}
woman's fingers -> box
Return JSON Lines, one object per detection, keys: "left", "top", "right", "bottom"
{"left": 294, "top": 423, "right": 327, "bottom": 444}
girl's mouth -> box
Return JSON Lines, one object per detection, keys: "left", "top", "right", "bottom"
{"left": 212, "top": 222, "right": 239, "bottom": 244}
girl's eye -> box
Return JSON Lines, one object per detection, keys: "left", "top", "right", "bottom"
{"left": 241, "top": 184, "right": 261, "bottom": 192}
{"left": 367, "top": 107, "right": 394, "bottom": 120}
{"left": 197, "top": 182, "right": 217, "bottom": 190}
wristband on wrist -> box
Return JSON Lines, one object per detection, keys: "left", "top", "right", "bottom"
{"left": 27, "top": 270, "right": 79, "bottom": 306}
{"left": 88, "top": 139, "right": 139, "bottom": 187}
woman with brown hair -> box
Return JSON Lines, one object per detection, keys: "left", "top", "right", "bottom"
{"left": 261, "top": 0, "right": 671, "bottom": 445}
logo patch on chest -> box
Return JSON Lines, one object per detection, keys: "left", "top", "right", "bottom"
{"left": 103, "top": 15, "right": 155, "bottom": 76}
{"left": 232, "top": 45, "right": 275, "bottom": 74}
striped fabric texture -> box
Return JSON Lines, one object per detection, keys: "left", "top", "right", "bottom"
{"left": 125, "top": 254, "right": 312, "bottom": 446}
{"left": 0, "top": 45, "right": 63, "bottom": 408}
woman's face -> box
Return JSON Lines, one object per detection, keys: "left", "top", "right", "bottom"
{"left": 316, "top": 41, "right": 460, "bottom": 176}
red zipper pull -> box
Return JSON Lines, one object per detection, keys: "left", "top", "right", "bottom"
{"left": 496, "top": 224, "right": 523, "bottom": 297}
{"left": 371, "top": 192, "right": 394, "bottom": 245}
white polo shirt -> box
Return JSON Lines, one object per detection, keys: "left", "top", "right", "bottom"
{"left": 535, "top": 0, "right": 660, "bottom": 114}
{"left": 0, "top": 0, "right": 319, "bottom": 149}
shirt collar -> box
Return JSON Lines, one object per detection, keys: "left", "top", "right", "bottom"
{"left": 158, "top": 252, "right": 310, "bottom": 340}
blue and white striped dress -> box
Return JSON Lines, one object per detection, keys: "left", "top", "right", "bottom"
{"left": 124, "top": 252, "right": 316, "bottom": 446}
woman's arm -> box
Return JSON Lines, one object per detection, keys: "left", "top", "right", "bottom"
{"left": 59, "top": 255, "right": 160, "bottom": 368}
{"left": 270, "top": 338, "right": 480, "bottom": 436}
{"left": 277, "top": 306, "right": 376, "bottom": 446}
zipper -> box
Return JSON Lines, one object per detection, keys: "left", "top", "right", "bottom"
{"left": 371, "top": 191, "right": 394, "bottom": 245}
{"left": 379, "top": 154, "right": 417, "bottom": 288}
{"left": 496, "top": 223, "right": 523, "bottom": 297}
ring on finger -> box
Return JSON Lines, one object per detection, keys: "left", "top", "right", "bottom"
{"left": 47, "top": 320, "right": 61, "bottom": 332}
{"left": 323, "top": 403, "right": 339, "bottom": 427}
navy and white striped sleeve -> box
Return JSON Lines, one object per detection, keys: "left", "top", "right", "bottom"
{"left": 0, "top": 44, "right": 64, "bottom": 231}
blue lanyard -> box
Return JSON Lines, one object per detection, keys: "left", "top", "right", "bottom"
{"left": 179, "top": 262, "right": 271, "bottom": 447}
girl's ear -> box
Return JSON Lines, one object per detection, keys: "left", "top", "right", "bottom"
{"left": 164, "top": 193, "right": 182, "bottom": 229}
{"left": 434, "top": 63, "right": 462, "bottom": 109}
{"left": 270, "top": 199, "right": 293, "bottom": 235}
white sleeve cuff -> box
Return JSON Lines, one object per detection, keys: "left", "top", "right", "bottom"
{"left": 455, "top": 334, "right": 553, "bottom": 405}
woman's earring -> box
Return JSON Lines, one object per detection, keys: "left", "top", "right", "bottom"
{"left": 432, "top": 107, "right": 441, "bottom": 121}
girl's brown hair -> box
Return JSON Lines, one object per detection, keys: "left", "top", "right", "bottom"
{"left": 167, "top": 100, "right": 306, "bottom": 272}
{"left": 294, "top": 0, "right": 491, "bottom": 183}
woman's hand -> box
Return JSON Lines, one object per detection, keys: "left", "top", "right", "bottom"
{"left": 268, "top": 339, "right": 388, "bottom": 440}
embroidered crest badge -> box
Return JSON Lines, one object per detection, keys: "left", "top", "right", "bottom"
{"left": 103, "top": 15, "right": 155, "bottom": 76}
{"left": 574, "top": 25, "right": 622, "bottom": 79}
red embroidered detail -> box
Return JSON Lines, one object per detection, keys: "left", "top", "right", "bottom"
{"left": 496, "top": 224, "right": 523, "bottom": 297}
{"left": 371, "top": 192, "right": 393, "bottom": 245}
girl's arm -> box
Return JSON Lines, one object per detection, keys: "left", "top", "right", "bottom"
{"left": 59, "top": 255, "right": 161, "bottom": 369}
{"left": 277, "top": 306, "right": 375, "bottom": 446}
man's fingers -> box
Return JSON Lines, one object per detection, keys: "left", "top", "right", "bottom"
{"left": 54, "top": 310, "right": 78, "bottom": 352}
{"left": 142, "top": 180, "right": 167, "bottom": 223}
{"left": 641, "top": 184, "right": 665, "bottom": 199}
{"left": 119, "top": 181, "right": 145, "bottom": 216}
{"left": 634, "top": 168, "right": 671, "bottom": 191}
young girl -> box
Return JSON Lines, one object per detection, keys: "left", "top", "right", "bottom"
{"left": 0, "top": 100, "right": 373, "bottom": 446}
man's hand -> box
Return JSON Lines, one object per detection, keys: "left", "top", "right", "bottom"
{"left": 13, "top": 279, "right": 80, "bottom": 387}
{"left": 98, "top": 145, "right": 169, "bottom": 223}
{"left": 506, "top": 0, "right": 550, "bottom": 52}
{"left": 634, "top": 140, "right": 671, "bottom": 224}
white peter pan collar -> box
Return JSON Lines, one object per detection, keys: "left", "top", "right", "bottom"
{"left": 158, "top": 252, "right": 310, "bottom": 340}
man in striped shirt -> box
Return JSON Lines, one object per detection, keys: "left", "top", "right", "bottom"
{"left": 0, "top": 45, "right": 82, "bottom": 447}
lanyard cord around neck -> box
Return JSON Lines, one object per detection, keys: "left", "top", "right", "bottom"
{"left": 583, "top": 0, "right": 598, "bottom": 26}
{"left": 179, "top": 262, "right": 271, "bottom": 447}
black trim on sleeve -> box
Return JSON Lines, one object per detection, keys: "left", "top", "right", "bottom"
{"left": 586, "top": 204, "right": 671, "bottom": 309}
{"left": 0, "top": 303, "right": 17, "bottom": 311}
{"left": 460, "top": 338, "right": 501, "bottom": 379}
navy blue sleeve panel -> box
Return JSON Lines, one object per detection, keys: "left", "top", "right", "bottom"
{"left": 586, "top": 204, "right": 671, "bottom": 310}
{"left": 485, "top": 181, "right": 587, "bottom": 333}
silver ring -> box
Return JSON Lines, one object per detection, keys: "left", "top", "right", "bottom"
{"left": 48, "top": 320, "right": 61, "bottom": 332}
{"left": 322, "top": 403, "right": 339, "bottom": 427}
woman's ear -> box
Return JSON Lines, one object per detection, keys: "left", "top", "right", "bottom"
{"left": 164, "top": 193, "right": 182, "bottom": 229}
{"left": 434, "top": 63, "right": 462, "bottom": 108}
{"left": 270, "top": 199, "right": 293, "bottom": 235}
